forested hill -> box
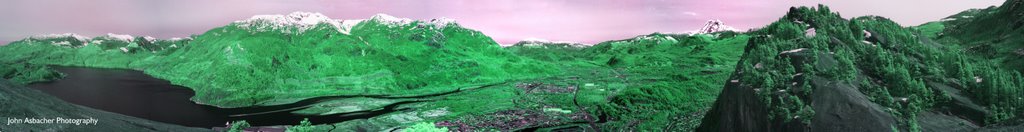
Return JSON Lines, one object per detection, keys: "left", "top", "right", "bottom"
{"left": 699, "top": 3, "right": 1024, "bottom": 132}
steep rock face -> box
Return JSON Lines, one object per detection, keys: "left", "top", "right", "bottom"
{"left": 695, "top": 73, "right": 773, "bottom": 132}
{"left": 916, "top": 111, "right": 979, "bottom": 132}
{"left": 806, "top": 76, "right": 896, "bottom": 132}
{"left": 0, "top": 79, "right": 212, "bottom": 131}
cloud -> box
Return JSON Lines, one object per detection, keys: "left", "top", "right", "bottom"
{"left": 683, "top": 11, "right": 699, "bottom": 16}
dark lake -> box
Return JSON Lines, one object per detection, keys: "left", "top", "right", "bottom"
{"left": 27, "top": 66, "right": 410, "bottom": 128}
{"left": 28, "top": 66, "right": 231, "bottom": 128}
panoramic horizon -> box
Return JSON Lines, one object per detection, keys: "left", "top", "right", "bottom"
{"left": 4, "top": 0, "right": 1024, "bottom": 131}
{"left": 0, "top": 0, "right": 1002, "bottom": 45}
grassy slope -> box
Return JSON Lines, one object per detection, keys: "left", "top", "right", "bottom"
{"left": 937, "top": 0, "right": 1024, "bottom": 72}
{"left": 923, "top": 0, "right": 1024, "bottom": 125}
{"left": 502, "top": 33, "right": 749, "bottom": 131}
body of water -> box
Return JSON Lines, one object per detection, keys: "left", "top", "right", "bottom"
{"left": 27, "top": 66, "right": 412, "bottom": 128}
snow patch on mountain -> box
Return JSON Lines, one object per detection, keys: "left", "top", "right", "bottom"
{"left": 338, "top": 19, "right": 364, "bottom": 34}
{"left": 168, "top": 37, "right": 191, "bottom": 41}
{"left": 634, "top": 35, "right": 679, "bottom": 42}
{"left": 368, "top": 14, "right": 458, "bottom": 28}
{"left": 142, "top": 36, "right": 157, "bottom": 43}
{"left": 235, "top": 12, "right": 459, "bottom": 34}
{"left": 428, "top": 17, "right": 457, "bottom": 27}
{"left": 30, "top": 33, "right": 90, "bottom": 42}
{"left": 101, "top": 33, "right": 135, "bottom": 42}
{"left": 21, "top": 33, "right": 190, "bottom": 49}
{"left": 52, "top": 41, "right": 72, "bottom": 46}
{"left": 805, "top": 28, "right": 817, "bottom": 37}
{"left": 369, "top": 14, "right": 413, "bottom": 26}
{"left": 520, "top": 38, "right": 583, "bottom": 44}
{"left": 512, "top": 37, "right": 589, "bottom": 48}
{"left": 779, "top": 48, "right": 807, "bottom": 55}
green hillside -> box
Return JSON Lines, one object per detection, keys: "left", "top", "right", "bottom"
{"left": 929, "top": 0, "right": 1024, "bottom": 72}
{"left": 0, "top": 13, "right": 558, "bottom": 108}
{"left": 504, "top": 32, "right": 749, "bottom": 130}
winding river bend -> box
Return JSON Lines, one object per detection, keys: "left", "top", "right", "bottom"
{"left": 26, "top": 66, "right": 417, "bottom": 128}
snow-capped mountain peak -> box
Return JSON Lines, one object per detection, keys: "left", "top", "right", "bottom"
{"left": 688, "top": 19, "right": 739, "bottom": 34}
{"left": 234, "top": 12, "right": 350, "bottom": 34}
{"left": 237, "top": 12, "right": 335, "bottom": 26}
{"left": 369, "top": 14, "right": 460, "bottom": 28}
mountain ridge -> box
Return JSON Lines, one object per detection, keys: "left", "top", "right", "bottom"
{"left": 0, "top": 11, "right": 555, "bottom": 108}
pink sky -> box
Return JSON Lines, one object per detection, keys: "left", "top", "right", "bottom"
{"left": 0, "top": 0, "right": 1003, "bottom": 45}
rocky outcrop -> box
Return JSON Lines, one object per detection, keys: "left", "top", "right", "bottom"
{"left": 695, "top": 74, "right": 774, "bottom": 132}
{"left": 806, "top": 76, "right": 896, "bottom": 132}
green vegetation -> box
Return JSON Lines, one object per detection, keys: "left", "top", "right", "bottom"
{"left": 286, "top": 118, "right": 314, "bottom": 132}
{"left": 923, "top": 0, "right": 1024, "bottom": 124}
{"left": 227, "top": 120, "right": 250, "bottom": 132}
{"left": 939, "top": 0, "right": 1024, "bottom": 72}
{"left": 505, "top": 32, "right": 749, "bottom": 130}
{"left": 591, "top": 33, "right": 748, "bottom": 130}
{"left": 402, "top": 122, "right": 448, "bottom": 132}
